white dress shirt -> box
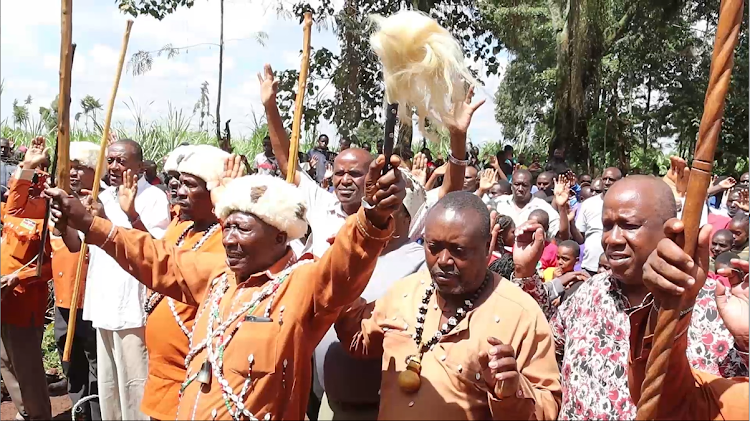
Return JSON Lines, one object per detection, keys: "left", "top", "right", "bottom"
{"left": 296, "top": 171, "right": 349, "bottom": 258}
{"left": 492, "top": 194, "right": 561, "bottom": 239}
{"left": 83, "top": 176, "right": 171, "bottom": 330}
{"left": 575, "top": 194, "right": 604, "bottom": 273}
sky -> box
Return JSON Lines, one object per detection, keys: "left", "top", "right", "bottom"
{"left": 1, "top": 0, "right": 507, "bottom": 147}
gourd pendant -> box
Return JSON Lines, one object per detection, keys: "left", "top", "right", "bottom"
{"left": 398, "top": 355, "right": 422, "bottom": 393}
{"left": 197, "top": 360, "right": 212, "bottom": 386}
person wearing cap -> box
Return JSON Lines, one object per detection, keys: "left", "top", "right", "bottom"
{"left": 139, "top": 145, "right": 241, "bottom": 420}
{"left": 163, "top": 145, "right": 195, "bottom": 219}
{"left": 50, "top": 141, "right": 102, "bottom": 420}
{"left": 314, "top": 169, "right": 427, "bottom": 420}
{"left": 1, "top": 136, "right": 53, "bottom": 420}
{"left": 45, "top": 152, "right": 406, "bottom": 420}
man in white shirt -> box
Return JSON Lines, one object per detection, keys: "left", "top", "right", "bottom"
{"left": 83, "top": 139, "right": 170, "bottom": 420}
{"left": 252, "top": 136, "right": 280, "bottom": 177}
{"left": 569, "top": 167, "right": 622, "bottom": 274}
{"left": 492, "top": 169, "right": 560, "bottom": 238}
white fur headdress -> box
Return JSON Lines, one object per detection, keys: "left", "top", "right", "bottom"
{"left": 69, "top": 141, "right": 101, "bottom": 170}
{"left": 369, "top": 10, "right": 478, "bottom": 140}
{"left": 164, "top": 145, "right": 195, "bottom": 174}
{"left": 215, "top": 174, "right": 308, "bottom": 241}
{"left": 177, "top": 145, "right": 234, "bottom": 191}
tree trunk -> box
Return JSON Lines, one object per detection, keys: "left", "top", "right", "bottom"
{"left": 216, "top": 0, "right": 227, "bottom": 150}
{"left": 643, "top": 72, "right": 652, "bottom": 165}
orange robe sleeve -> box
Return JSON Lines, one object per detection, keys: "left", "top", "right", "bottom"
{"left": 85, "top": 216, "right": 226, "bottom": 306}
{"left": 287, "top": 207, "right": 393, "bottom": 342}
{"left": 5, "top": 170, "right": 48, "bottom": 217}
{"left": 629, "top": 306, "right": 749, "bottom": 420}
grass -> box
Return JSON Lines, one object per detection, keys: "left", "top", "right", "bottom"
{"left": 1, "top": 97, "right": 272, "bottom": 166}
{"left": 42, "top": 322, "right": 62, "bottom": 374}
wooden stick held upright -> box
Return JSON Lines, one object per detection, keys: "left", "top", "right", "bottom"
{"left": 286, "top": 12, "right": 313, "bottom": 184}
{"left": 635, "top": 0, "right": 744, "bottom": 418}
{"left": 63, "top": 20, "right": 134, "bottom": 362}
{"left": 56, "top": 0, "right": 73, "bottom": 193}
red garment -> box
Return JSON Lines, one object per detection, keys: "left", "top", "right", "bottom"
{"left": 708, "top": 213, "right": 731, "bottom": 238}
{"left": 540, "top": 241, "right": 558, "bottom": 270}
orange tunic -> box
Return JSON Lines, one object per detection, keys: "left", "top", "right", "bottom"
{"left": 629, "top": 305, "right": 749, "bottom": 420}
{"left": 1, "top": 173, "right": 53, "bottom": 327}
{"left": 335, "top": 272, "right": 562, "bottom": 420}
{"left": 141, "top": 218, "right": 223, "bottom": 420}
{"left": 50, "top": 235, "right": 88, "bottom": 309}
{"left": 84, "top": 207, "right": 393, "bottom": 420}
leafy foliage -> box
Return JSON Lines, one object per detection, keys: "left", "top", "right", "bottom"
{"left": 116, "top": 0, "right": 195, "bottom": 20}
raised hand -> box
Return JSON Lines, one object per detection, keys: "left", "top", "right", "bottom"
{"left": 107, "top": 130, "right": 119, "bottom": 146}
{"left": 716, "top": 258, "right": 749, "bottom": 351}
{"left": 488, "top": 209, "right": 500, "bottom": 256}
{"left": 479, "top": 337, "right": 520, "bottom": 399}
{"left": 479, "top": 169, "right": 498, "bottom": 192}
{"left": 447, "top": 86, "right": 486, "bottom": 135}
{"left": 363, "top": 154, "right": 406, "bottom": 229}
{"left": 258, "top": 63, "right": 279, "bottom": 106}
{"left": 513, "top": 220, "right": 546, "bottom": 278}
{"left": 411, "top": 152, "right": 428, "bottom": 186}
{"left": 733, "top": 188, "right": 749, "bottom": 212}
{"left": 21, "top": 136, "right": 50, "bottom": 170}
{"left": 553, "top": 175, "right": 571, "bottom": 209}
{"left": 211, "top": 154, "right": 245, "bottom": 206}
{"left": 309, "top": 154, "right": 319, "bottom": 171}
{"left": 118, "top": 169, "right": 139, "bottom": 220}
{"left": 324, "top": 162, "right": 334, "bottom": 180}
{"left": 719, "top": 177, "right": 737, "bottom": 190}
{"left": 642, "top": 219, "right": 712, "bottom": 311}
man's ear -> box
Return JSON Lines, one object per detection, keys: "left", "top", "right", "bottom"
{"left": 276, "top": 232, "right": 288, "bottom": 246}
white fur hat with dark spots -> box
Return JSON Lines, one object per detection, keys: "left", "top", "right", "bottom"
{"left": 164, "top": 145, "right": 195, "bottom": 173}
{"left": 69, "top": 142, "right": 101, "bottom": 170}
{"left": 177, "top": 145, "right": 234, "bottom": 191}
{"left": 214, "top": 174, "right": 308, "bottom": 241}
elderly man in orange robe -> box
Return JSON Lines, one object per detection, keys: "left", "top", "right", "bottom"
{"left": 140, "top": 145, "right": 239, "bottom": 420}
{"left": 46, "top": 153, "right": 405, "bottom": 420}
{"left": 0, "top": 136, "right": 53, "bottom": 420}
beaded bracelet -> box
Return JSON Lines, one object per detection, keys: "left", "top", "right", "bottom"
{"left": 100, "top": 222, "right": 116, "bottom": 248}
{"left": 355, "top": 213, "right": 392, "bottom": 241}
{"left": 448, "top": 150, "right": 469, "bottom": 167}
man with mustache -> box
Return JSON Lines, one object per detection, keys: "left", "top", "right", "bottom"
{"left": 83, "top": 138, "right": 171, "bottom": 419}
{"left": 336, "top": 191, "right": 561, "bottom": 420}
{"left": 50, "top": 141, "right": 102, "bottom": 420}
{"left": 259, "top": 63, "right": 480, "bottom": 256}
{"left": 45, "top": 150, "right": 405, "bottom": 420}
{"left": 139, "top": 145, "right": 237, "bottom": 420}
{"left": 516, "top": 175, "right": 747, "bottom": 419}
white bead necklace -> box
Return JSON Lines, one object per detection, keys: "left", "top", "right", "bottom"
{"left": 145, "top": 222, "right": 220, "bottom": 338}
{"left": 179, "top": 259, "right": 312, "bottom": 420}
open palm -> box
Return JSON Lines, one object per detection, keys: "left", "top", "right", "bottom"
{"left": 448, "top": 86, "right": 485, "bottom": 134}
{"left": 716, "top": 259, "right": 749, "bottom": 347}
{"left": 22, "top": 136, "right": 50, "bottom": 169}
{"left": 257, "top": 63, "right": 279, "bottom": 106}
{"left": 118, "top": 169, "right": 139, "bottom": 217}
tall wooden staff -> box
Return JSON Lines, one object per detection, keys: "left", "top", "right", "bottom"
{"left": 285, "top": 12, "right": 313, "bottom": 184}
{"left": 635, "top": 0, "right": 744, "bottom": 418}
{"left": 38, "top": 0, "right": 74, "bottom": 278}
{"left": 63, "top": 20, "right": 134, "bottom": 362}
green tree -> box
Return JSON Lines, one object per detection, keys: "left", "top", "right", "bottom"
{"left": 75, "top": 95, "right": 103, "bottom": 132}
{"left": 12, "top": 99, "right": 29, "bottom": 129}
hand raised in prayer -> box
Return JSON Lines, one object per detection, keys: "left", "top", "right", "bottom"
{"left": 478, "top": 337, "right": 520, "bottom": 399}
{"left": 479, "top": 169, "right": 498, "bottom": 191}
{"left": 211, "top": 154, "right": 245, "bottom": 206}
{"left": 552, "top": 175, "right": 571, "bottom": 209}
{"left": 21, "top": 136, "right": 50, "bottom": 170}
{"left": 733, "top": 188, "right": 749, "bottom": 212}
{"left": 447, "top": 86, "right": 485, "bottom": 136}
{"left": 258, "top": 63, "right": 279, "bottom": 106}
{"left": 512, "top": 220, "right": 546, "bottom": 278}
{"left": 118, "top": 169, "right": 139, "bottom": 220}
{"left": 45, "top": 188, "right": 94, "bottom": 234}
{"left": 410, "top": 152, "right": 428, "bottom": 186}
{"left": 641, "top": 219, "right": 712, "bottom": 312}
{"left": 716, "top": 258, "right": 749, "bottom": 351}
{"left": 667, "top": 156, "right": 690, "bottom": 197}
{"left": 363, "top": 154, "right": 406, "bottom": 229}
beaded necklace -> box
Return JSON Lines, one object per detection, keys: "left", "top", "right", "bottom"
{"left": 179, "top": 259, "right": 312, "bottom": 420}
{"left": 398, "top": 271, "right": 491, "bottom": 393}
{"left": 144, "top": 222, "right": 220, "bottom": 338}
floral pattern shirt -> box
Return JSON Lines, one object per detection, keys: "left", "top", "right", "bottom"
{"left": 514, "top": 272, "right": 748, "bottom": 420}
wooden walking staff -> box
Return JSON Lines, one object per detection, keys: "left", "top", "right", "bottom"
{"left": 635, "top": 0, "right": 744, "bottom": 418}
{"left": 285, "top": 12, "right": 313, "bottom": 184}
{"left": 63, "top": 19, "right": 134, "bottom": 362}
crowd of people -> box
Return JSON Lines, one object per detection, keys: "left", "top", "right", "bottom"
{"left": 0, "top": 62, "right": 748, "bottom": 421}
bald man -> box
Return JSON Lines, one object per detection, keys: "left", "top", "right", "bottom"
{"left": 516, "top": 176, "right": 747, "bottom": 419}
{"left": 568, "top": 167, "right": 623, "bottom": 275}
